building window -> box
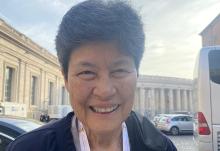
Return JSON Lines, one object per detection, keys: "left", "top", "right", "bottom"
{"left": 61, "top": 86, "right": 66, "bottom": 105}
{"left": 4, "top": 67, "right": 14, "bottom": 102}
{"left": 31, "top": 76, "right": 38, "bottom": 105}
{"left": 48, "top": 82, "right": 54, "bottom": 105}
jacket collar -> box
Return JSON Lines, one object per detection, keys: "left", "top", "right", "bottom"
{"left": 55, "top": 112, "right": 76, "bottom": 151}
{"left": 55, "top": 111, "right": 169, "bottom": 151}
{"left": 125, "top": 111, "right": 170, "bottom": 151}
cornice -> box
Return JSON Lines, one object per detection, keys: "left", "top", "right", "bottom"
{"left": 138, "top": 75, "right": 192, "bottom": 85}
{"left": 0, "top": 18, "right": 59, "bottom": 68}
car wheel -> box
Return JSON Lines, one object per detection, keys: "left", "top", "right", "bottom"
{"left": 170, "top": 127, "right": 179, "bottom": 135}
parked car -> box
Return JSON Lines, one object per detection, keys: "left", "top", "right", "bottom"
{"left": 157, "top": 114, "right": 193, "bottom": 135}
{"left": 0, "top": 116, "right": 43, "bottom": 150}
{"left": 171, "top": 111, "right": 192, "bottom": 115}
{"left": 153, "top": 114, "right": 167, "bottom": 127}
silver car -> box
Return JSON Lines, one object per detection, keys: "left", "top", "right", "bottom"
{"left": 153, "top": 114, "right": 167, "bottom": 127}
{"left": 157, "top": 114, "right": 193, "bottom": 135}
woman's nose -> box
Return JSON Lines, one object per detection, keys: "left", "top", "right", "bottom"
{"left": 93, "top": 76, "right": 116, "bottom": 100}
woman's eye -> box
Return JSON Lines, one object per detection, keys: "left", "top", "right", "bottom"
{"left": 77, "top": 71, "right": 96, "bottom": 80}
{"left": 111, "top": 69, "right": 130, "bottom": 78}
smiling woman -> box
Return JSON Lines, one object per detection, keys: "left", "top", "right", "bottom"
{"left": 7, "top": 0, "right": 176, "bottom": 151}
{"left": 66, "top": 42, "right": 137, "bottom": 139}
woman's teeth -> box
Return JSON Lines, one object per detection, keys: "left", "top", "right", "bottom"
{"left": 91, "top": 105, "right": 119, "bottom": 113}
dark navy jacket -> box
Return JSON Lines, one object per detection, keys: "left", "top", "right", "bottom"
{"left": 7, "top": 111, "right": 177, "bottom": 151}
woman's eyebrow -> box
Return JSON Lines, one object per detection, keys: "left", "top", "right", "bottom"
{"left": 75, "top": 61, "right": 96, "bottom": 68}
{"left": 73, "top": 59, "right": 132, "bottom": 69}
{"left": 111, "top": 59, "right": 132, "bottom": 67}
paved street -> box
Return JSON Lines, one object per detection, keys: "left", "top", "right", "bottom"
{"left": 167, "top": 134, "right": 197, "bottom": 151}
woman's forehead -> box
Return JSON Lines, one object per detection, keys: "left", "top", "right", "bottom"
{"left": 73, "top": 41, "right": 119, "bottom": 52}
{"left": 67, "top": 42, "right": 135, "bottom": 68}
{"left": 70, "top": 42, "right": 130, "bottom": 59}
{"left": 71, "top": 57, "right": 134, "bottom": 67}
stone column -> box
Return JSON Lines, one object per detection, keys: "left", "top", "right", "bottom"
{"left": 145, "top": 89, "right": 150, "bottom": 117}
{"left": 136, "top": 88, "right": 141, "bottom": 112}
{"left": 169, "top": 89, "right": 174, "bottom": 113}
{"left": 177, "top": 89, "right": 181, "bottom": 111}
{"left": 42, "top": 70, "right": 47, "bottom": 110}
{"left": 133, "top": 89, "right": 139, "bottom": 111}
{"left": 150, "top": 88, "right": 156, "bottom": 117}
{"left": 0, "top": 55, "right": 4, "bottom": 102}
{"left": 183, "top": 90, "right": 188, "bottom": 111}
{"left": 17, "top": 60, "right": 25, "bottom": 104}
{"left": 24, "top": 63, "right": 29, "bottom": 107}
{"left": 140, "top": 88, "right": 146, "bottom": 115}
{"left": 189, "top": 90, "right": 193, "bottom": 112}
{"left": 160, "top": 88, "right": 165, "bottom": 113}
{"left": 58, "top": 78, "right": 64, "bottom": 105}
{"left": 55, "top": 78, "right": 58, "bottom": 106}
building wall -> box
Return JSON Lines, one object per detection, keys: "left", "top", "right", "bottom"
{"left": 0, "top": 19, "right": 69, "bottom": 119}
{"left": 134, "top": 75, "right": 193, "bottom": 119}
{"left": 201, "top": 14, "right": 220, "bottom": 47}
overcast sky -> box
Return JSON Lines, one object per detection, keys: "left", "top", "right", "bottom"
{"left": 1, "top": 0, "right": 220, "bottom": 79}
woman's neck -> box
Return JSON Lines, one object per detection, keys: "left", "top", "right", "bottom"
{"left": 85, "top": 126, "right": 123, "bottom": 151}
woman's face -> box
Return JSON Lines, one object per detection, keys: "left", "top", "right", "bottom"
{"left": 65, "top": 42, "right": 137, "bottom": 134}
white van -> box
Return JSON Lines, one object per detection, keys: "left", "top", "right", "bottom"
{"left": 193, "top": 46, "right": 220, "bottom": 151}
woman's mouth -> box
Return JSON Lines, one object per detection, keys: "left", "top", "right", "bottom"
{"left": 89, "top": 104, "right": 120, "bottom": 114}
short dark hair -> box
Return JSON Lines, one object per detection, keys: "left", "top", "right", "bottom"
{"left": 56, "top": 0, "right": 145, "bottom": 80}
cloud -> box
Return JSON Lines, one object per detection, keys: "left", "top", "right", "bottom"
{"left": 136, "top": 0, "right": 220, "bottom": 79}
{"left": 1, "top": 0, "right": 220, "bottom": 79}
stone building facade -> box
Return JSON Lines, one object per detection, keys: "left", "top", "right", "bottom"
{"left": 200, "top": 14, "right": 220, "bottom": 47}
{"left": 134, "top": 75, "right": 193, "bottom": 118}
{"left": 0, "top": 18, "right": 193, "bottom": 119}
{"left": 0, "top": 18, "right": 69, "bottom": 119}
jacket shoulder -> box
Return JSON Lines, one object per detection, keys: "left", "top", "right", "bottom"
{"left": 7, "top": 121, "right": 59, "bottom": 151}
{"left": 7, "top": 112, "right": 75, "bottom": 151}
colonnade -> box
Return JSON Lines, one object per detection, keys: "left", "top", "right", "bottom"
{"left": 133, "top": 76, "right": 193, "bottom": 118}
